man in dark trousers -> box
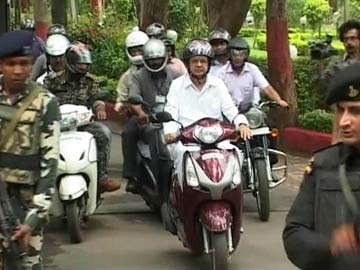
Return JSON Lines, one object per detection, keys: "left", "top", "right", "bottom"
{"left": 283, "top": 63, "right": 360, "bottom": 269}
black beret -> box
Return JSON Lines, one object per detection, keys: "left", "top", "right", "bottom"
{"left": 0, "top": 30, "right": 34, "bottom": 59}
{"left": 326, "top": 63, "right": 360, "bottom": 105}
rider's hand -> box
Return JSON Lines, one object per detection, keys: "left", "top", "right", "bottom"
{"left": 278, "top": 99, "right": 289, "bottom": 108}
{"left": 137, "top": 112, "right": 149, "bottom": 124}
{"left": 237, "top": 124, "right": 252, "bottom": 140}
{"left": 12, "top": 224, "right": 32, "bottom": 253}
{"left": 164, "top": 133, "right": 178, "bottom": 144}
{"left": 330, "top": 224, "right": 360, "bottom": 256}
{"left": 96, "top": 109, "right": 107, "bottom": 121}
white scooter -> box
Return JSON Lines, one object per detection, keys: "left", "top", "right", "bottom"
{"left": 50, "top": 104, "right": 100, "bottom": 243}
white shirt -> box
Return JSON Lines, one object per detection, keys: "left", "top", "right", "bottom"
{"left": 164, "top": 73, "right": 248, "bottom": 134}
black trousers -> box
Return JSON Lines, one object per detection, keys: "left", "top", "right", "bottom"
{"left": 122, "top": 117, "right": 168, "bottom": 180}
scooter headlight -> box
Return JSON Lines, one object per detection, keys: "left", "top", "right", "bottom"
{"left": 194, "top": 124, "right": 223, "bottom": 144}
{"left": 232, "top": 157, "right": 242, "bottom": 186}
{"left": 185, "top": 157, "right": 199, "bottom": 187}
{"left": 245, "top": 108, "right": 264, "bottom": 129}
{"left": 60, "top": 114, "right": 77, "bottom": 129}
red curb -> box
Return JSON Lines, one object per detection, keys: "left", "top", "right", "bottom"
{"left": 284, "top": 127, "right": 332, "bottom": 153}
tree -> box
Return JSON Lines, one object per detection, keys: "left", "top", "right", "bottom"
{"left": 266, "top": 0, "right": 298, "bottom": 133}
{"left": 33, "top": 0, "right": 50, "bottom": 39}
{"left": 328, "top": 0, "right": 338, "bottom": 11}
{"left": 251, "top": 0, "right": 266, "bottom": 47}
{"left": 136, "top": 0, "right": 170, "bottom": 30}
{"left": 204, "top": 0, "right": 251, "bottom": 37}
{"left": 51, "top": 0, "right": 67, "bottom": 27}
{"left": 303, "top": 0, "right": 331, "bottom": 36}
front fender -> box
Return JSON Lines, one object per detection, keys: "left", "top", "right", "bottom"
{"left": 199, "top": 201, "right": 232, "bottom": 232}
{"left": 58, "top": 175, "right": 87, "bottom": 201}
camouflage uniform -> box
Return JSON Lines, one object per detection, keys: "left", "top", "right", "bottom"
{"left": 44, "top": 70, "right": 112, "bottom": 182}
{"left": 0, "top": 77, "right": 60, "bottom": 270}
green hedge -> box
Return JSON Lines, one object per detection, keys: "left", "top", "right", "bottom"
{"left": 298, "top": 109, "right": 333, "bottom": 133}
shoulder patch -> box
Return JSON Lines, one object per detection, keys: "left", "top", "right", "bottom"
{"left": 304, "top": 156, "right": 314, "bottom": 175}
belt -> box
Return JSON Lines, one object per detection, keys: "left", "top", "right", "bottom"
{"left": 0, "top": 152, "right": 40, "bottom": 171}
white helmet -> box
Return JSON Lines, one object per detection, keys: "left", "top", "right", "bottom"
{"left": 166, "top": 29, "right": 178, "bottom": 44}
{"left": 45, "top": 34, "right": 70, "bottom": 56}
{"left": 125, "top": 30, "right": 149, "bottom": 66}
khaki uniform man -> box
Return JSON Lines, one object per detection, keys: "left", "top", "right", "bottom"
{"left": 0, "top": 30, "right": 60, "bottom": 270}
{"left": 284, "top": 63, "right": 360, "bottom": 269}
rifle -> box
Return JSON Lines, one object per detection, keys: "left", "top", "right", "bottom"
{"left": 0, "top": 180, "right": 26, "bottom": 270}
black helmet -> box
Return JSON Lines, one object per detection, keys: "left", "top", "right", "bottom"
{"left": 183, "top": 39, "right": 214, "bottom": 65}
{"left": 65, "top": 42, "right": 92, "bottom": 74}
{"left": 47, "top": 24, "right": 67, "bottom": 37}
{"left": 208, "top": 28, "right": 231, "bottom": 44}
{"left": 229, "top": 37, "right": 250, "bottom": 54}
{"left": 146, "top": 23, "right": 166, "bottom": 39}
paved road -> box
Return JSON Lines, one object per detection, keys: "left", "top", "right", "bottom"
{"left": 43, "top": 130, "right": 308, "bottom": 270}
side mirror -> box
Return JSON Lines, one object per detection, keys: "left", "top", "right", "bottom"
{"left": 155, "top": 111, "right": 173, "bottom": 123}
{"left": 128, "top": 95, "right": 144, "bottom": 105}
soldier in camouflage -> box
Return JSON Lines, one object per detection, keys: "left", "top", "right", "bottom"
{"left": 44, "top": 41, "right": 120, "bottom": 193}
{"left": 0, "top": 30, "right": 60, "bottom": 270}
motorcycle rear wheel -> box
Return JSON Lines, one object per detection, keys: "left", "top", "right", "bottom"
{"left": 255, "top": 159, "right": 270, "bottom": 221}
{"left": 66, "top": 197, "right": 85, "bottom": 243}
{"left": 210, "top": 232, "right": 229, "bottom": 270}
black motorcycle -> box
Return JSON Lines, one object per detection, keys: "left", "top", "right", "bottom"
{"left": 238, "top": 101, "right": 287, "bottom": 221}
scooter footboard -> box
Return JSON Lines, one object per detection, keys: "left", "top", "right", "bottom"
{"left": 199, "top": 201, "right": 232, "bottom": 232}
{"left": 58, "top": 175, "right": 87, "bottom": 201}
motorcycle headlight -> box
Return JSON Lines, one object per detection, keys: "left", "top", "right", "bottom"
{"left": 232, "top": 157, "right": 242, "bottom": 186}
{"left": 185, "top": 157, "right": 199, "bottom": 187}
{"left": 194, "top": 124, "right": 223, "bottom": 144}
{"left": 245, "top": 108, "right": 264, "bottom": 129}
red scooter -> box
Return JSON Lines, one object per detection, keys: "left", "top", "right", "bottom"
{"left": 160, "top": 116, "right": 244, "bottom": 270}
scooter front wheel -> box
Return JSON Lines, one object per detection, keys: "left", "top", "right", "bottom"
{"left": 66, "top": 198, "right": 85, "bottom": 243}
{"left": 210, "top": 232, "right": 229, "bottom": 270}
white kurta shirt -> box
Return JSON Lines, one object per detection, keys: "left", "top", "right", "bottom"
{"left": 164, "top": 73, "right": 248, "bottom": 134}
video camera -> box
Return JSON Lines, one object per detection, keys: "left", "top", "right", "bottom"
{"left": 308, "top": 34, "right": 338, "bottom": 60}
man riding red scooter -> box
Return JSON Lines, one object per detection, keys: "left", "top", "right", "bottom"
{"left": 161, "top": 39, "right": 251, "bottom": 270}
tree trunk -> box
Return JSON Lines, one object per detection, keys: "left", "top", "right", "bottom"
{"left": 266, "top": 0, "right": 298, "bottom": 135}
{"left": 91, "top": 0, "right": 105, "bottom": 24}
{"left": 33, "top": 0, "right": 50, "bottom": 40}
{"left": 328, "top": 0, "right": 337, "bottom": 12}
{"left": 138, "top": 0, "right": 169, "bottom": 31}
{"left": 14, "top": 0, "right": 22, "bottom": 27}
{"left": 51, "top": 0, "right": 67, "bottom": 27}
{"left": 133, "top": 0, "right": 141, "bottom": 22}
{"left": 204, "top": 0, "right": 251, "bottom": 37}
{"left": 21, "top": 0, "right": 30, "bottom": 12}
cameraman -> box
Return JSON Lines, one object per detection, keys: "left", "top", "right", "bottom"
{"left": 320, "top": 20, "right": 360, "bottom": 91}
{"left": 283, "top": 63, "right": 360, "bottom": 269}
